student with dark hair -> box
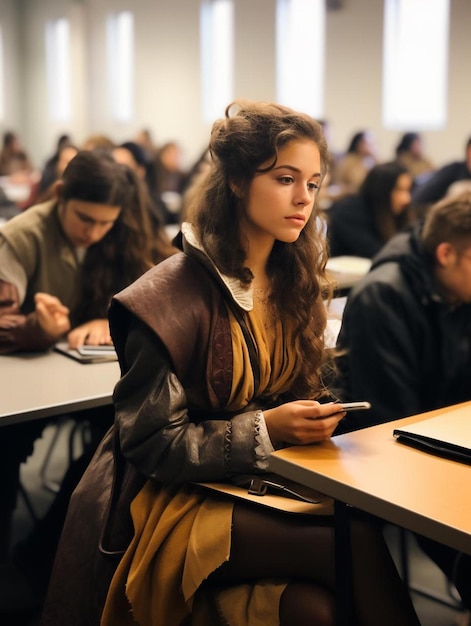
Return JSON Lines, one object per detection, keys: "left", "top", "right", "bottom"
{"left": 154, "top": 140, "right": 187, "bottom": 224}
{"left": 327, "top": 161, "right": 414, "bottom": 258}
{"left": 113, "top": 141, "right": 172, "bottom": 236}
{"left": 412, "top": 136, "right": 471, "bottom": 207}
{"left": 0, "top": 150, "right": 176, "bottom": 619}
{"left": 0, "top": 150, "right": 172, "bottom": 352}
{"left": 394, "top": 131, "right": 435, "bottom": 184}
{"left": 332, "top": 129, "right": 378, "bottom": 196}
{"left": 0, "top": 130, "right": 33, "bottom": 177}
{"left": 42, "top": 100, "right": 420, "bottom": 626}
{"left": 38, "top": 134, "right": 74, "bottom": 196}
{"left": 333, "top": 191, "right": 471, "bottom": 612}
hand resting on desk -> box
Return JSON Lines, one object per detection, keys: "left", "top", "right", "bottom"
{"left": 35, "top": 293, "right": 112, "bottom": 349}
{"left": 67, "top": 319, "right": 113, "bottom": 349}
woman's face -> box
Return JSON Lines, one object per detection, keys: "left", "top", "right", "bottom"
{"left": 58, "top": 198, "right": 121, "bottom": 248}
{"left": 240, "top": 138, "right": 321, "bottom": 248}
{"left": 390, "top": 173, "right": 412, "bottom": 215}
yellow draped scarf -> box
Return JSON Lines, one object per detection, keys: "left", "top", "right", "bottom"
{"left": 227, "top": 304, "right": 298, "bottom": 410}
{"left": 101, "top": 305, "right": 298, "bottom": 626}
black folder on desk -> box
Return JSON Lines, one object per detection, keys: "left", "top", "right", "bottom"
{"left": 393, "top": 407, "right": 471, "bottom": 464}
{"left": 54, "top": 341, "right": 118, "bottom": 364}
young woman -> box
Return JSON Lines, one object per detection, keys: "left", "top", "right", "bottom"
{"left": 0, "top": 150, "right": 176, "bottom": 616}
{"left": 42, "top": 102, "right": 421, "bottom": 626}
{"left": 0, "top": 149, "right": 175, "bottom": 351}
{"left": 327, "top": 161, "right": 414, "bottom": 258}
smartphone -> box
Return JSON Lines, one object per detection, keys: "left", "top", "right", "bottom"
{"left": 77, "top": 345, "right": 116, "bottom": 355}
{"left": 336, "top": 401, "right": 371, "bottom": 412}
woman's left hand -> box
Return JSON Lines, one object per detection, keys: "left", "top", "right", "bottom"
{"left": 67, "top": 319, "right": 113, "bottom": 348}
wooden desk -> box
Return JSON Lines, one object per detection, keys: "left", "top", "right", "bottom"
{"left": 270, "top": 402, "right": 471, "bottom": 555}
{"left": 0, "top": 350, "right": 120, "bottom": 427}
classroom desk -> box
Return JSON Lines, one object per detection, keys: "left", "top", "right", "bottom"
{"left": 0, "top": 350, "right": 120, "bottom": 427}
{"left": 326, "top": 256, "right": 372, "bottom": 291}
{"left": 270, "top": 403, "right": 471, "bottom": 625}
{"left": 270, "top": 402, "right": 471, "bottom": 555}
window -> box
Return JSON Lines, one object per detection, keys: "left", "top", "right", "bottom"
{"left": 200, "top": 0, "right": 234, "bottom": 123}
{"left": 276, "top": 0, "right": 325, "bottom": 118}
{"left": 107, "top": 11, "right": 134, "bottom": 123}
{"left": 45, "top": 18, "right": 71, "bottom": 122}
{"left": 382, "top": 0, "right": 450, "bottom": 129}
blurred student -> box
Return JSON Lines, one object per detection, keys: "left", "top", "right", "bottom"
{"left": 394, "top": 132, "right": 435, "bottom": 185}
{"left": 134, "top": 127, "right": 159, "bottom": 162}
{"left": 0, "top": 131, "right": 39, "bottom": 210}
{"left": 332, "top": 130, "right": 378, "bottom": 197}
{"left": 327, "top": 162, "right": 413, "bottom": 258}
{"left": 113, "top": 141, "right": 172, "bottom": 236}
{"left": 37, "top": 142, "right": 78, "bottom": 202}
{"left": 154, "top": 141, "right": 187, "bottom": 224}
{"left": 332, "top": 191, "right": 471, "bottom": 611}
{"left": 82, "top": 133, "right": 115, "bottom": 151}
{"left": 38, "top": 134, "right": 73, "bottom": 195}
{"left": 0, "top": 131, "right": 33, "bottom": 177}
{"left": 412, "top": 136, "right": 471, "bottom": 208}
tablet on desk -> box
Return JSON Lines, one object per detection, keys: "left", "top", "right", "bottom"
{"left": 393, "top": 405, "right": 471, "bottom": 464}
{"left": 54, "top": 341, "right": 118, "bottom": 364}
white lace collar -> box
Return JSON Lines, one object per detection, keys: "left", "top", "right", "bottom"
{"left": 181, "top": 222, "right": 253, "bottom": 312}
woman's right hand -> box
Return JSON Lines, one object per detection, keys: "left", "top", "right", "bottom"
{"left": 35, "top": 292, "right": 71, "bottom": 339}
{"left": 263, "top": 400, "right": 346, "bottom": 446}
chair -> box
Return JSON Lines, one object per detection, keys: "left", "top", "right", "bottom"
{"left": 39, "top": 417, "right": 91, "bottom": 493}
{"left": 18, "top": 482, "right": 38, "bottom": 525}
{"left": 398, "top": 527, "right": 464, "bottom": 610}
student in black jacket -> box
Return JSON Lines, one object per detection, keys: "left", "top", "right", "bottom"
{"left": 333, "top": 190, "right": 471, "bottom": 610}
{"left": 412, "top": 136, "right": 471, "bottom": 208}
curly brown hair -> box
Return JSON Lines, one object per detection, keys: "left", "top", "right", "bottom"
{"left": 190, "top": 100, "right": 333, "bottom": 398}
{"left": 60, "top": 150, "right": 176, "bottom": 323}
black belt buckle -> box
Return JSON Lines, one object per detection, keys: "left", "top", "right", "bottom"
{"left": 248, "top": 478, "right": 268, "bottom": 496}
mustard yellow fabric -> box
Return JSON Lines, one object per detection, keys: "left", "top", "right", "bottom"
{"left": 101, "top": 306, "right": 299, "bottom": 626}
{"left": 101, "top": 482, "right": 287, "bottom": 626}
{"left": 101, "top": 482, "right": 233, "bottom": 626}
{"left": 227, "top": 305, "right": 298, "bottom": 411}
{"left": 207, "top": 581, "right": 288, "bottom": 626}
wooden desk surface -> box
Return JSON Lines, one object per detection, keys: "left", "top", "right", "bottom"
{"left": 0, "top": 350, "right": 120, "bottom": 427}
{"left": 270, "top": 403, "right": 471, "bottom": 555}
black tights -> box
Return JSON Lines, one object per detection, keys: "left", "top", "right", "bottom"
{"left": 208, "top": 503, "right": 421, "bottom": 626}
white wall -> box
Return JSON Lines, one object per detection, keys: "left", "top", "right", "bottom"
{"left": 1, "top": 0, "right": 471, "bottom": 171}
{"left": 325, "top": 0, "right": 471, "bottom": 165}
{"left": 0, "top": 0, "right": 22, "bottom": 133}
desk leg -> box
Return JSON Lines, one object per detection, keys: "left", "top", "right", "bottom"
{"left": 335, "top": 500, "right": 354, "bottom": 626}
